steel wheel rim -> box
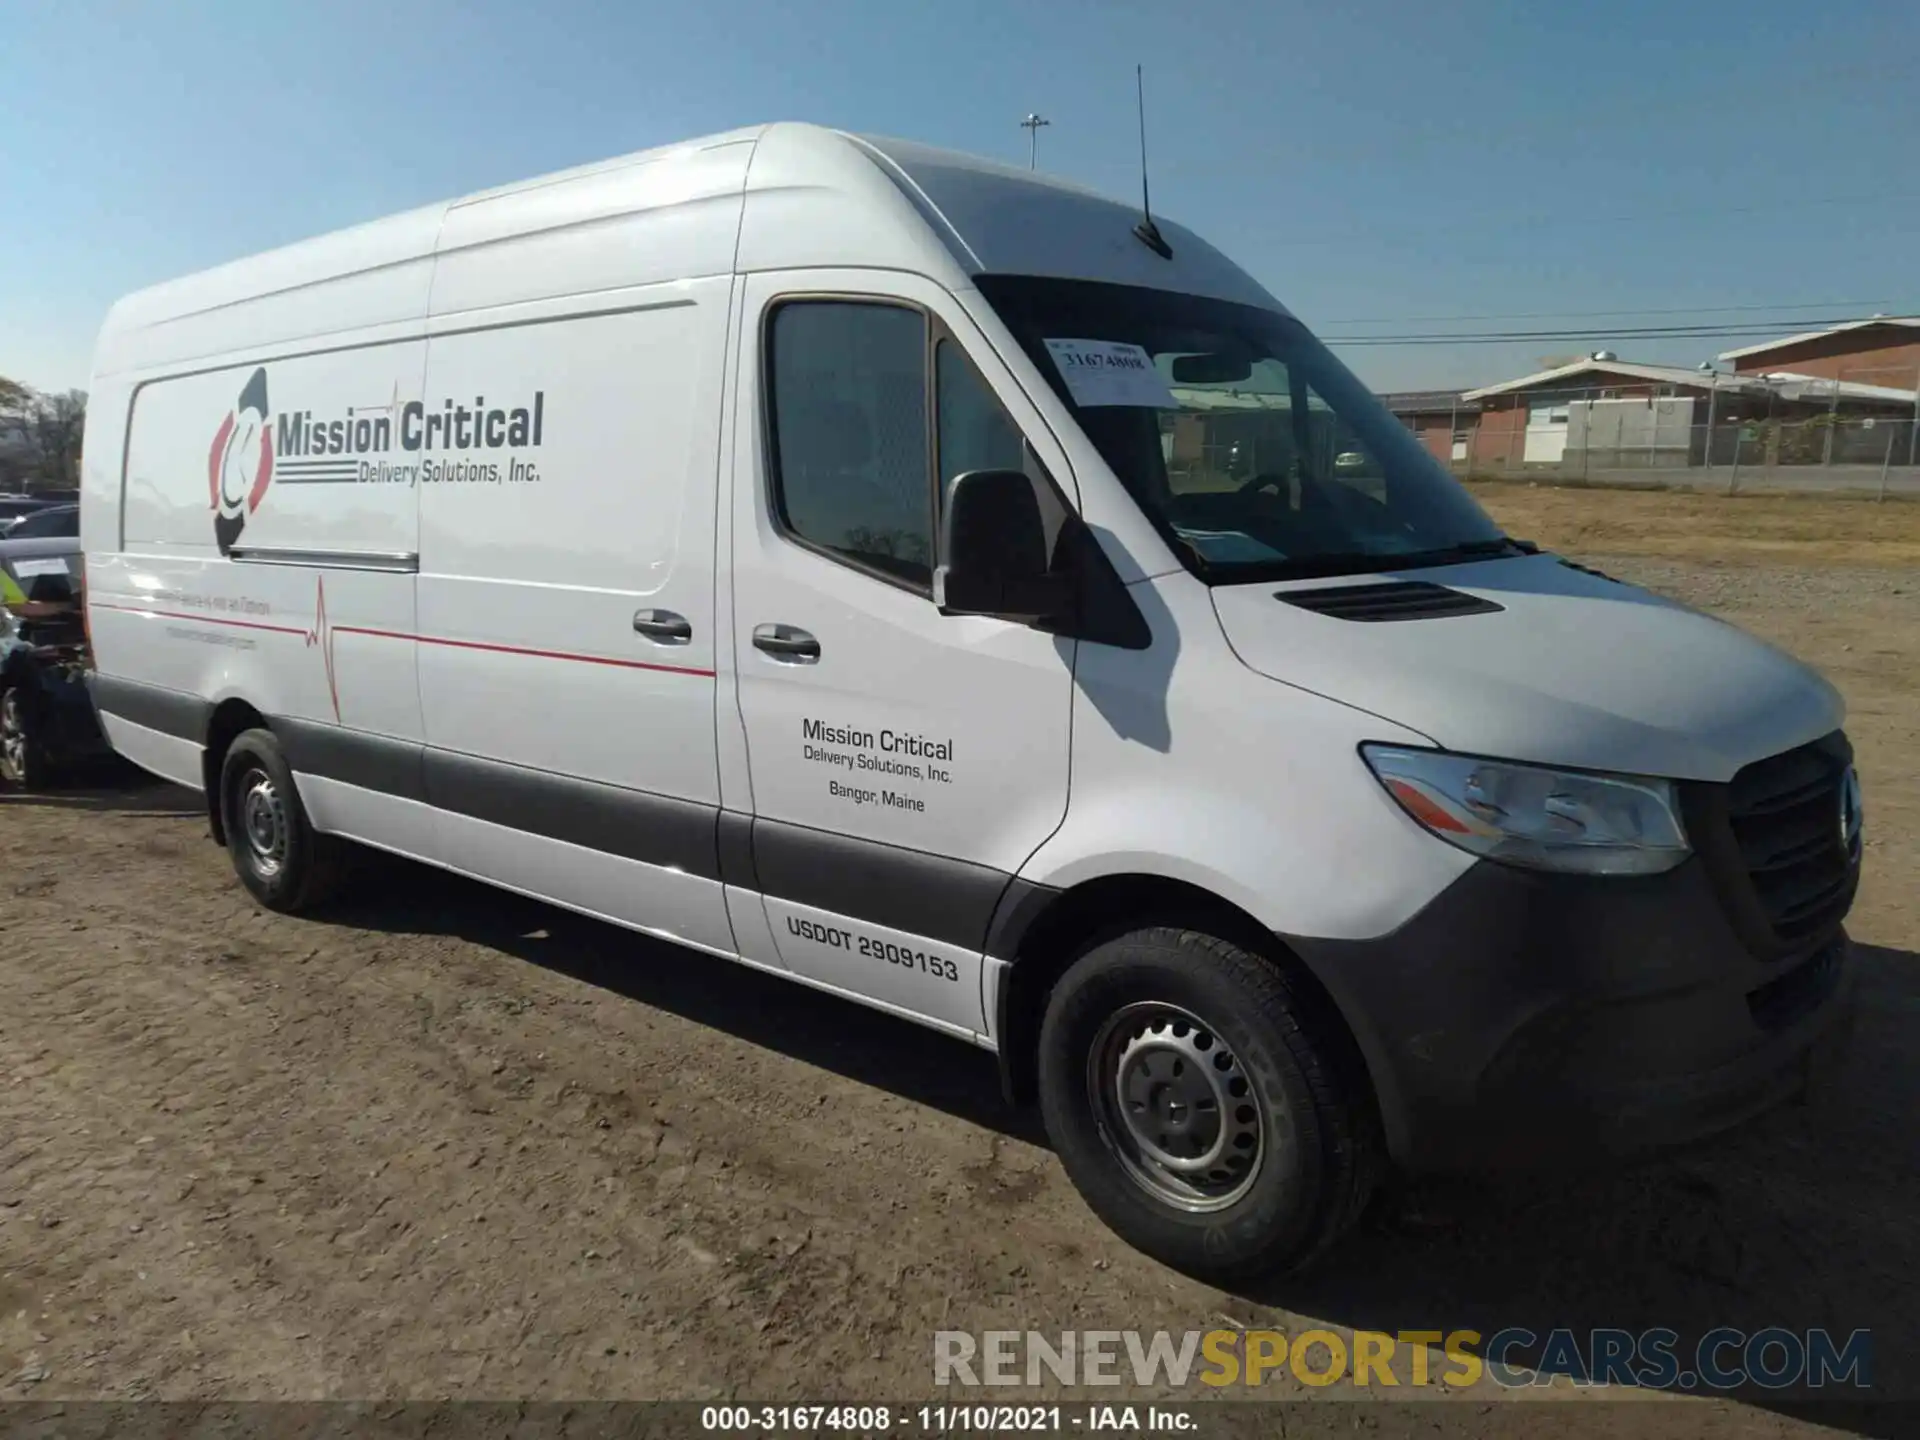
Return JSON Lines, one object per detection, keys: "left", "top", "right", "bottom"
{"left": 237, "top": 769, "right": 287, "bottom": 878}
{"left": 1087, "top": 1001, "right": 1265, "bottom": 1213}
{"left": 0, "top": 690, "right": 25, "bottom": 776}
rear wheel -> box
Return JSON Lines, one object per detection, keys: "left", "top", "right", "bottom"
{"left": 218, "top": 728, "right": 341, "bottom": 912}
{"left": 1037, "top": 925, "right": 1379, "bottom": 1279}
{"left": 0, "top": 682, "right": 54, "bottom": 790}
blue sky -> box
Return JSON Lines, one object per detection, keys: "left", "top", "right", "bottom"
{"left": 4, "top": 0, "right": 1917, "bottom": 394}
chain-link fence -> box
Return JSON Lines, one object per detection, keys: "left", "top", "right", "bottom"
{"left": 1399, "top": 362, "right": 1920, "bottom": 497}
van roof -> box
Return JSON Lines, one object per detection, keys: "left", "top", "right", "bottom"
{"left": 94, "top": 122, "right": 1277, "bottom": 378}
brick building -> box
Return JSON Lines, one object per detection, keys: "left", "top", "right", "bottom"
{"left": 1719, "top": 316, "right": 1920, "bottom": 390}
{"left": 1458, "top": 357, "right": 1757, "bottom": 468}
{"left": 1376, "top": 390, "right": 1480, "bottom": 464}
{"left": 1381, "top": 340, "right": 1918, "bottom": 473}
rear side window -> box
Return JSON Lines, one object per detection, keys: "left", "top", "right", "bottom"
{"left": 767, "top": 302, "right": 931, "bottom": 587}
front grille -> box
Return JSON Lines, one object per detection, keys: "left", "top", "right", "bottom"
{"left": 1725, "top": 735, "right": 1858, "bottom": 944}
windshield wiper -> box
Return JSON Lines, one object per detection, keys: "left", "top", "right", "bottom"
{"left": 1404, "top": 537, "right": 1529, "bottom": 563}
{"left": 1213, "top": 535, "right": 1527, "bottom": 583}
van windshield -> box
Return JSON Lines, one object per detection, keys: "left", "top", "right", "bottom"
{"left": 974, "top": 275, "right": 1514, "bottom": 583}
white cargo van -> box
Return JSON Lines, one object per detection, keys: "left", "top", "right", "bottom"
{"left": 82, "top": 123, "right": 1861, "bottom": 1275}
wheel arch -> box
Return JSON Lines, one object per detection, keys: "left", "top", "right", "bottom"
{"left": 990, "top": 871, "right": 1382, "bottom": 1129}
{"left": 201, "top": 696, "right": 271, "bottom": 845}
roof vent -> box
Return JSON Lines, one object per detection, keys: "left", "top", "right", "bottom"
{"left": 1591, "top": 349, "right": 1617, "bottom": 362}
{"left": 1275, "top": 580, "right": 1504, "bottom": 622}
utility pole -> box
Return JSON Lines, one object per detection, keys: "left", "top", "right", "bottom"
{"left": 1020, "top": 113, "right": 1050, "bottom": 170}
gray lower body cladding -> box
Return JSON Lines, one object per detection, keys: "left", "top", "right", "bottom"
{"left": 1285, "top": 854, "right": 1856, "bottom": 1172}
{"left": 85, "top": 676, "right": 1043, "bottom": 956}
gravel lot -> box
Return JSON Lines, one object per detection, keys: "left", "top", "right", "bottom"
{"left": 1, "top": 489, "right": 1914, "bottom": 1435}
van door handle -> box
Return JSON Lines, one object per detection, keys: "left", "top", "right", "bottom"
{"left": 633, "top": 609, "right": 692, "bottom": 644}
{"left": 751, "top": 623, "right": 820, "bottom": 663}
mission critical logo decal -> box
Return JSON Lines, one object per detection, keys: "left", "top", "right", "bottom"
{"left": 208, "top": 368, "right": 274, "bottom": 555}
{"left": 206, "top": 366, "right": 549, "bottom": 553}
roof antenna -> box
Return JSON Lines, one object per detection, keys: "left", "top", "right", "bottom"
{"left": 1132, "top": 64, "right": 1173, "bottom": 259}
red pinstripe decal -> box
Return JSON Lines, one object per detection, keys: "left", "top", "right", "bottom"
{"left": 90, "top": 599, "right": 716, "bottom": 680}
{"left": 90, "top": 601, "right": 308, "bottom": 636}
{"left": 335, "top": 625, "right": 716, "bottom": 678}
{"left": 305, "top": 575, "right": 340, "bottom": 721}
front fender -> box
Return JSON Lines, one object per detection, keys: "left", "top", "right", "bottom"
{"left": 1025, "top": 572, "right": 1473, "bottom": 943}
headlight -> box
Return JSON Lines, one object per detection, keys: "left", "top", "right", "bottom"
{"left": 1361, "top": 745, "right": 1689, "bottom": 876}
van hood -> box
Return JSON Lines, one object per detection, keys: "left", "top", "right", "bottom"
{"left": 1208, "top": 552, "right": 1843, "bottom": 783}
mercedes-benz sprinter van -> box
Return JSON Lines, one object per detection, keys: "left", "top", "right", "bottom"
{"left": 81, "top": 123, "right": 1861, "bottom": 1276}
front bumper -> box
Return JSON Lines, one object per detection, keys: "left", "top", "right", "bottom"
{"left": 1287, "top": 854, "right": 1856, "bottom": 1173}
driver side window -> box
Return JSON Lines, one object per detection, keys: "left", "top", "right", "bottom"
{"left": 936, "top": 340, "right": 1026, "bottom": 502}
{"left": 767, "top": 301, "right": 1050, "bottom": 593}
{"left": 767, "top": 301, "right": 933, "bottom": 588}
{"left": 937, "top": 338, "right": 1070, "bottom": 566}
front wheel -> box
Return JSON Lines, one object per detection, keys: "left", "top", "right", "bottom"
{"left": 0, "top": 681, "right": 54, "bottom": 790}
{"left": 1037, "top": 926, "right": 1379, "bottom": 1279}
{"left": 218, "top": 728, "right": 341, "bottom": 913}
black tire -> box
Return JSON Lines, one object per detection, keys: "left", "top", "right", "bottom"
{"left": 0, "top": 681, "right": 55, "bottom": 790}
{"left": 217, "top": 728, "right": 342, "bottom": 913}
{"left": 1037, "top": 926, "right": 1380, "bottom": 1280}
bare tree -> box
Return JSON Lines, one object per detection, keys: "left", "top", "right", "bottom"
{"left": 29, "top": 390, "right": 86, "bottom": 488}
{"left": 0, "top": 377, "right": 32, "bottom": 490}
{"left": 0, "top": 381, "right": 89, "bottom": 490}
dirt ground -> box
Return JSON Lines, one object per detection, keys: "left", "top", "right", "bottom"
{"left": 2, "top": 486, "right": 1915, "bottom": 1433}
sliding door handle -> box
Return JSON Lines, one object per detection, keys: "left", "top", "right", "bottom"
{"left": 751, "top": 623, "right": 820, "bottom": 663}
{"left": 633, "top": 609, "right": 693, "bottom": 644}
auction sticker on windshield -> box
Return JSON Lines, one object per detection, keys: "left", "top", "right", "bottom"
{"left": 1043, "top": 338, "right": 1177, "bottom": 409}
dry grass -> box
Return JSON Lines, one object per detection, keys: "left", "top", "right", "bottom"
{"left": 1468, "top": 481, "right": 1920, "bottom": 567}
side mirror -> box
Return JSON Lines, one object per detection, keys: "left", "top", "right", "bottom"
{"left": 935, "top": 469, "right": 1072, "bottom": 623}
